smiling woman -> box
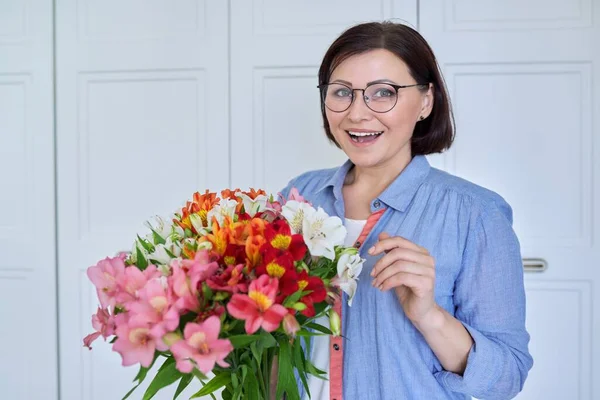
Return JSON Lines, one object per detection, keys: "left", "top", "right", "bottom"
{"left": 279, "top": 21, "right": 533, "bottom": 400}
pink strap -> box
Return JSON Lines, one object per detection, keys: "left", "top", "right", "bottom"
{"left": 329, "top": 209, "right": 385, "bottom": 400}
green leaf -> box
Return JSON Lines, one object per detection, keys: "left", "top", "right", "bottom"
{"left": 122, "top": 355, "right": 162, "bottom": 400}
{"left": 258, "top": 331, "right": 277, "bottom": 349}
{"left": 250, "top": 341, "right": 261, "bottom": 365}
{"left": 228, "top": 334, "right": 261, "bottom": 349}
{"left": 305, "top": 322, "right": 333, "bottom": 335}
{"left": 282, "top": 290, "right": 311, "bottom": 308}
{"left": 136, "top": 235, "right": 153, "bottom": 252}
{"left": 276, "top": 337, "right": 300, "bottom": 400}
{"left": 133, "top": 353, "right": 160, "bottom": 383}
{"left": 151, "top": 228, "right": 166, "bottom": 245}
{"left": 142, "top": 358, "right": 181, "bottom": 400}
{"left": 244, "top": 370, "right": 261, "bottom": 400}
{"left": 293, "top": 339, "right": 310, "bottom": 397}
{"left": 122, "top": 383, "right": 142, "bottom": 400}
{"left": 231, "top": 372, "right": 239, "bottom": 389}
{"left": 136, "top": 244, "right": 148, "bottom": 270}
{"left": 190, "top": 372, "right": 231, "bottom": 398}
{"left": 191, "top": 368, "right": 208, "bottom": 381}
{"left": 202, "top": 282, "right": 214, "bottom": 301}
{"left": 173, "top": 374, "right": 193, "bottom": 399}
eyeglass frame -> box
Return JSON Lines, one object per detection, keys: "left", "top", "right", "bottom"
{"left": 317, "top": 81, "right": 430, "bottom": 113}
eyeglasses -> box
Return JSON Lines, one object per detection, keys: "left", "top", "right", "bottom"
{"left": 318, "top": 82, "right": 428, "bottom": 113}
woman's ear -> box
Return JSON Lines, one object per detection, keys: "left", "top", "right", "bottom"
{"left": 420, "top": 83, "right": 435, "bottom": 120}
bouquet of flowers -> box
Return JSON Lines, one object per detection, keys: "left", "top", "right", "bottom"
{"left": 83, "top": 188, "right": 365, "bottom": 400}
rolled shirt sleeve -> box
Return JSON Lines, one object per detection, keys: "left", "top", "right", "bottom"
{"left": 434, "top": 198, "right": 534, "bottom": 399}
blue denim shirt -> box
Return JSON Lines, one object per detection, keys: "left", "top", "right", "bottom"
{"left": 280, "top": 155, "right": 533, "bottom": 400}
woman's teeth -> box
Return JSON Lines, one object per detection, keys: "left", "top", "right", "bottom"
{"left": 347, "top": 131, "right": 383, "bottom": 143}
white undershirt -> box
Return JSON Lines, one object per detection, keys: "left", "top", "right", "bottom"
{"left": 303, "top": 218, "right": 367, "bottom": 400}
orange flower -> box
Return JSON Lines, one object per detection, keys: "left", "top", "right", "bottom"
{"left": 221, "top": 189, "right": 244, "bottom": 213}
{"left": 240, "top": 188, "right": 267, "bottom": 200}
{"left": 245, "top": 234, "right": 266, "bottom": 271}
{"left": 201, "top": 219, "right": 232, "bottom": 257}
{"left": 179, "top": 191, "right": 220, "bottom": 231}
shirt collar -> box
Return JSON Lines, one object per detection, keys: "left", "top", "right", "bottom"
{"left": 316, "top": 155, "right": 431, "bottom": 212}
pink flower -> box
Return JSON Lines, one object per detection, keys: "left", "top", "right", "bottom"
{"left": 170, "top": 316, "right": 233, "bottom": 374}
{"left": 180, "top": 251, "right": 219, "bottom": 291}
{"left": 128, "top": 278, "right": 180, "bottom": 349}
{"left": 227, "top": 275, "right": 288, "bottom": 334}
{"left": 83, "top": 307, "right": 116, "bottom": 349}
{"left": 170, "top": 253, "right": 218, "bottom": 312}
{"left": 288, "top": 187, "right": 306, "bottom": 202}
{"left": 112, "top": 314, "right": 157, "bottom": 367}
{"left": 207, "top": 264, "right": 248, "bottom": 293}
{"left": 115, "top": 265, "right": 160, "bottom": 306}
{"left": 87, "top": 257, "right": 126, "bottom": 308}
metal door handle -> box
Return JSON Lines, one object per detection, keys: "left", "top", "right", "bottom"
{"left": 523, "top": 258, "right": 547, "bottom": 272}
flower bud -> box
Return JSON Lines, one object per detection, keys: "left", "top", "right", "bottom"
{"left": 291, "top": 302, "right": 307, "bottom": 312}
{"left": 162, "top": 332, "right": 181, "bottom": 347}
{"left": 329, "top": 309, "right": 341, "bottom": 337}
{"left": 283, "top": 314, "right": 300, "bottom": 338}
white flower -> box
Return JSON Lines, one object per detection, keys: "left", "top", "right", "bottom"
{"left": 281, "top": 200, "right": 313, "bottom": 234}
{"left": 143, "top": 215, "right": 172, "bottom": 243}
{"left": 237, "top": 192, "right": 268, "bottom": 217}
{"left": 189, "top": 213, "right": 206, "bottom": 233}
{"left": 147, "top": 236, "right": 182, "bottom": 267}
{"left": 207, "top": 199, "right": 238, "bottom": 227}
{"left": 302, "top": 207, "right": 346, "bottom": 260}
{"left": 335, "top": 249, "right": 365, "bottom": 306}
{"left": 144, "top": 214, "right": 184, "bottom": 244}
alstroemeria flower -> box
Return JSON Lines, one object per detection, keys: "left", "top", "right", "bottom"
{"left": 170, "top": 316, "right": 233, "bottom": 374}
{"left": 302, "top": 207, "right": 346, "bottom": 260}
{"left": 255, "top": 248, "right": 295, "bottom": 280}
{"left": 263, "top": 219, "right": 307, "bottom": 261}
{"left": 86, "top": 256, "right": 126, "bottom": 308}
{"left": 207, "top": 199, "right": 239, "bottom": 228}
{"left": 333, "top": 248, "right": 365, "bottom": 306}
{"left": 127, "top": 278, "right": 179, "bottom": 346}
{"left": 207, "top": 264, "right": 248, "bottom": 293}
{"left": 83, "top": 307, "right": 116, "bottom": 349}
{"left": 112, "top": 314, "right": 157, "bottom": 368}
{"left": 237, "top": 190, "right": 268, "bottom": 217}
{"left": 115, "top": 265, "right": 161, "bottom": 306}
{"left": 295, "top": 270, "right": 327, "bottom": 317}
{"left": 281, "top": 200, "right": 313, "bottom": 235}
{"left": 227, "top": 275, "right": 288, "bottom": 334}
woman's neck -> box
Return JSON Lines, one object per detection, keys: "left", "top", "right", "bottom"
{"left": 344, "top": 155, "right": 413, "bottom": 196}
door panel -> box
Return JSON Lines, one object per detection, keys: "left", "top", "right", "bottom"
{"left": 420, "top": 1, "right": 600, "bottom": 398}
{"left": 56, "top": 1, "right": 229, "bottom": 399}
{"left": 0, "top": 0, "right": 57, "bottom": 399}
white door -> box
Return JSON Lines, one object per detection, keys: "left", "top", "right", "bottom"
{"left": 420, "top": 1, "right": 600, "bottom": 399}
{"left": 0, "top": 1, "right": 57, "bottom": 399}
{"left": 230, "top": 0, "right": 418, "bottom": 193}
{"left": 56, "top": 1, "right": 230, "bottom": 399}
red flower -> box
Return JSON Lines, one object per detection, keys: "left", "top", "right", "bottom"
{"left": 295, "top": 271, "right": 327, "bottom": 317}
{"left": 263, "top": 220, "right": 307, "bottom": 261}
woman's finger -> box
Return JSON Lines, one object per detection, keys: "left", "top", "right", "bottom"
{"left": 368, "top": 234, "right": 429, "bottom": 256}
{"left": 371, "top": 247, "right": 434, "bottom": 278}
{"left": 372, "top": 260, "right": 433, "bottom": 289}
{"left": 378, "top": 271, "right": 433, "bottom": 293}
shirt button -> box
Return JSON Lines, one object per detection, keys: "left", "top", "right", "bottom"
{"left": 333, "top": 343, "right": 340, "bottom": 351}
{"left": 373, "top": 199, "right": 381, "bottom": 209}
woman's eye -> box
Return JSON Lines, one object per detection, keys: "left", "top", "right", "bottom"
{"left": 374, "top": 89, "right": 394, "bottom": 97}
{"left": 334, "top": 89, "right": 351, "bottom": 97}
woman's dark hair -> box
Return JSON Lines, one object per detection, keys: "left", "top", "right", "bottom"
{"left": 318, "top": 21, "right": 455, "bottom": 155}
